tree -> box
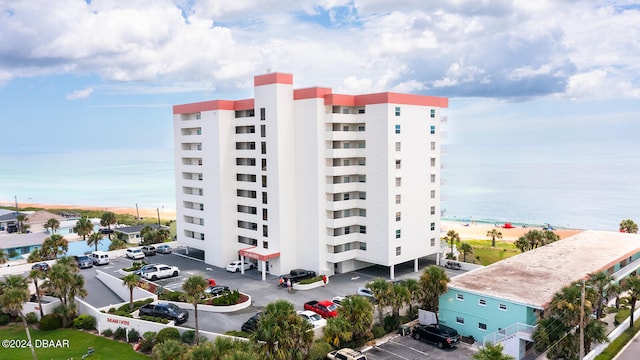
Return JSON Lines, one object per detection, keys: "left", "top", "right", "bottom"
{"left": 402, "top": 278, "right": 420, "bottom": 316}
{"left": 122, "top": 273, "right": 141, "bottom": 310}
{"left": 541, "top": 230, "right": 560, "bottom": 246}
{"left": 367, "top": 278, "right": 391, "bottom": 324}
{"left": 100, "top": 211, "right": 117, "bottom": 240}
{"left": 418, "top": 265, "right": 449, "bottom": 313}
{"left": 587, "top": 271, "right": 616, "bottom": 319}
{"left": 339, "top": 295, "right": 374, "bottom": 344}
{"left": 622, "top": 275, "right": 640, "bottom": 328}
{"left": 87, "top": 231, "right": 103, "bottom": 252}
{"left": 44, "top": 218, "right": 60, "bottom": 234}
{"left": 0, "top": 275, "right": 37, "bottom": 360}
{"left": 182, "top": 275, "right": 208, "bottom": 344}
{"left": 28, "top": 269, "right": 45, "bottom": 318}
{"left": 473, "top": 342, "right": 514, "bottom": 360}
{"left": 27, "top": 248, "right": 43, "bottom": 263}
{"left": 44, "top": 260, "right": 87, "bottom": 327}
{"left": 522, "top": 230, "right": 544, "bottom": 250}
{"left": 620, "top": 219, "right": 638, "bottom": 234}
{"left": 74, "top": 216, "right": 94, "bottom": 241}
{"left": 16, "top": 214, "right": 29, "bottom": 234}
{"left": 251, "top": 299, "right": 313, "bottom": 359}
{"left": 460, "top": 242, "right": 474, "bottom": 262}
{"left": 109, "top": 238, "right": 128, "bottom": 250}
{"left": 152, "top": 338, "right": 186, "bottom": 360}
{"left": 0, "top": 249, "right": 7, "bottom": 264}
{"left": 41, "top": 234, "right": 68, "bottom": 259}
{"left": 442, "top": 230, "right": 460, "bottom": 259}
{"left": 390, "top": 283, "right": 411, "bottom": 318}
{"left": 486, "top": 229, "right": 503, "bottom": 247}
{"left": 323, "top": 316, "right": 353, "bottom": 348}
{"left": 513, "top": 237, "right": 530, "bottom": 253}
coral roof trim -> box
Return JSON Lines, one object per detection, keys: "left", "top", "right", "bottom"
{"left": 254, "top": 72, "right": 293, "bottom": 87}
{"left": 173, "top": 99, "right": 254, "bottom": 114}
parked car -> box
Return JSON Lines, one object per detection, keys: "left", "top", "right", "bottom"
{"left": 331, "top": 296, "right": 347, "bottom": 306}
{"left": 411, "top": 324, "right": 460, "bottom": 349}
{"left": 73, "top": 255, "right": 93, "bottom": 269}
{"left": 140, "top": 264, "right": 180, "bottom": 281}
{"left": 304, "top": 300, "right": 338, "bottom": 318}
{"left": 205, "top": 285, "right": 230, "bottom": 297}
{"left": 241, "top": 312, "right": 262, "bottom": 333}
{"left": 31, "top": 262, "right": 50, "bottom": 272}
{"left": 279, "top": 269, "right": 316, "bottom": 284}
{"left": 297, "top": 310, "right": 327, "bottom": 328}
{"left": 141, "top": 246, "right": 156, "bottom": 256}
{"left": 91, "top": 251, "right": 110, "bottom": 265}
{"left": 357, "top": 287, "right": 374, "bottom": 299}
{"left": 138, "top": 303, "right": 189, "bottom": 324}
{"left": 226, "top": 260, "right": 254, "bottom": 272}
{"left": 156, "top": 244, "right": 173, "bottom": 254}
{"left": 134, "top": 263, "right": 158, "bottom": 276}
{"left": 327, "top": 348, "right": 367, "bottom": 360}
{"left": 126, "top": 248, "right": 145, "bottom": 260}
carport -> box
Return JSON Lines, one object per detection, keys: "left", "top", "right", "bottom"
{"left": 238, "top": 246, "right": 280, "bottom": 281}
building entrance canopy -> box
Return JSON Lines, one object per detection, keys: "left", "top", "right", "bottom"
{"left": 239, "top": 246, "right": 280, "bottom": 262}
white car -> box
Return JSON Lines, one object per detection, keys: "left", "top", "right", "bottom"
{"left": 331, "top": 296, "right": 347, "bottom": 306}
{"left": 297, "top": 310, "right": 327, "bottom": 328}
{"left": 126, "top": 248, "right": 145, "bottom": 260}
{"left": 226, "top": 260, "right": 255, "bottom": 272}
{"left": 357, "top": 287, "right": 374, "bottom": 299}
{"left": 141, "top": 264, "right": 180, "bottom": 281}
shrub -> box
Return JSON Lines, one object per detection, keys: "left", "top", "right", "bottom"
{"left": 128, "top": 328, "right": 140, "bottom": 343}
{"left": 160, "top": 291, "right": 184, "bottom": 302}
{"left": 140, "top": 315, "right": 169, "bottom": 324}
{"left": 72, "top": 314, "right": 96, "bottom": 330}
{"left": 209, "top": 290, "right": 240, "bottom": 305}
{"left": 383, "top": 315, "right": 400, "bottom": 333}
{"left": 155, "top": 327, "right": 180, "bottom": 344}
{"left": 372, "top": 324, "right": 386, "bottom": 339}
{"left": 299, "top": 276, "right": 324, "bottom": 285}
{"left": 0, "top": 314, "right": 11, "bottom": 325}
{"left": 108, "top": 307, "right": 116, "bottom": 313}
{"left": 25, "top": 312, "right": 38, "bottom": 325}
{"left": 102, "top": 328, "right": 113, "bottom": 337}
{"left": 39, "top": 314, "right": 62, "bottom": 330}
{"left": 181, "top": 330, "right": 196, "bottom": 345}
{"left": 113, "top": 326, "right": 127, "bottom": 340}
{"left": 309, "top": 340, "right": 335, "bottom": 360}
{"left": 224, "top": 330, "right": 250, "bottom": 338}
{"left": 139, "top": 331, "right": 156, "bottom": 353}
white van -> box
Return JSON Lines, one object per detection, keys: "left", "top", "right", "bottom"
{"left": 91, "top": 251, "right": 110, "bottom": 265}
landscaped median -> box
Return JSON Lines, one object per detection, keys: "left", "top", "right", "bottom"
{"left": 292, "top": 275, "right": 329, "bottom": 291}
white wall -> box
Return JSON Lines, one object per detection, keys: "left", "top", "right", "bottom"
{"left": 95, "top": 270, "right": 157, "bottom": 303}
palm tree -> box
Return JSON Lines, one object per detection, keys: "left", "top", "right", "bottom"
{"left": 41, "top": 234, "right": 68, "bottom": 259}
{"left": 251, "top": 299, "right": 313, "bottom": 359}
{"left": 182, "top": 275, "right": 208, "bottom": 344}
{"left": 44, "top": 218, "right": 60, "bottom": 234}
{"left": 486, "top": 229, "right": 503, "bottom": 247}
{"left": 44, "top": 261, "right": 87, "bottom": 327}
{"left": 390, "top": 283, "right": 410, "bottom": 317}
{"left": 402, "top": 278, "right": 420, "bottom": 316}
{"left": 473, "top": 342, "right": 514, "bottom": 360}
{"left": 87, "top": 232, "right": 103, "bottom": 252}
{"left": 27, "top": 248, "right": 43, "bottom": 263}
{"left": 152, "top": 338, "right": 186, "bottom": 360}
{"left": 541, "top": 230, "right": 560, "bottom": 246}
{"left": 460, "top": 242, "right": 474, "bottom": 262}
{"left": 122, "top": 273, "right": 141, "bottom": 310}
{"left": 338, "top": 295, "right": 374, "bottom": 343}
{"left": 157, "top": 228, "right": 171, "bottom": 242}
{"left": 74, "top": 216, "right": 93, "bottom": 241}
{"left": 100, "top": 211, "right": 117, "bottom": 240}
{"left": 622, "top": 275, "right": 640, "bottom": 328}
{"left": 0, "top": 274, "right": 37, "bottom": 360}
{"left": 522, "top": 230, "right": 544, "bottom": 250}
{"left": 16, "top": 214, "right": 28, "bottom": 234}
{"left": 443, "top": 230, "right": 460, "bottom": 259}
{"left": 367, "top": 278, "right": 391, "bottom": 324}
{"left": 620, "top": 219, "right": 638, "bottom": 233}
{"left": 418, "top": 265, "right": 449, "bottom": 313}
{"left": 108, "top": 238, "right": 128, "bottom": 250}
{"left": 513, "top": 237, "right": 530, "bottom": 253}
{"left": 28, "top": 269, "right": 45, "bottom": 318}
{"left": 323, "top": 316, "right": 353, "bottom": 348}
{"left": 0, "top": 249, "right": 8, "bottom": 264}
{"left": 587, "top": 271, "right": 616, "bottom": 319}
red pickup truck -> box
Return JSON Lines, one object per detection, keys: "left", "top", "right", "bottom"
{"left": 304, "top": 300, "right": 338, "bottom": 318}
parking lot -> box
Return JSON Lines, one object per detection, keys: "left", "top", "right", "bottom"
{"left": 364, "top": 335, "right": 476, "bottom": 360}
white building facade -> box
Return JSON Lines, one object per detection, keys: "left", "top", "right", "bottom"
{"left": 172, "top": 73, "right": 447, "bottom": 279}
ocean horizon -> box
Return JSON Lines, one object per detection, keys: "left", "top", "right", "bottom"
{"left": 1, "top": 141, "right": 638, "bottom": 232}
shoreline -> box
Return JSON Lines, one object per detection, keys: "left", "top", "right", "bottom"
{"left": 442, "top": 219, "right": 584, "bottom": 241}
{"left": 0, "top": 201, "right": 176, "bottom": 220}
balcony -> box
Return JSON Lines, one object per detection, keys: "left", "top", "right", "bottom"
{"left": 326, "top": 131, "right": 365, "bottom": 141}
{"left": 325, "top": 182, "right": 361, "bottom": 194}
{"left": 326, "top": 249, "right": 362, "bottom": 263}
{"left": 325, "top": 233, "right": 361, "bottom": 246}
{"left": 326, "top": 165, "right": 366, "bottom": 177}
{"left": 325, "top": 199, "right": 363, "bottom": 212}
{"left": 326, "top": 148, "right": 366, "bottom": 158}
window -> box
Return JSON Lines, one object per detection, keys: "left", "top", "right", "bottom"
{"left": 359, "top": 192, "right": 366, "bottom": 200}
{"left": 430, "top": 125, "right": 436, "bottom": 134}
{"left": 430, "top": 238, "right": 436, "bottom": 246}
{"left": 343, "top": 159, "right": 350, "bottom": 166}
{"left": 262, "top": 158, "right": 267, "bottom": 171}
{"left": 396, "top": 177, "right": 401, "bottom": 186}
{"left": 430, "top": 222, "right": 435, "bottom": 231}
{"left": 499, "top": 304, "right": 507, "bottom": 311}
{"left": 359, "top": 226, "right": 366, "bottom": 234}
{"left": 395, "top": 124, "right": 401, "bottom": 134}
{"left": 343, "top": 125, "right": 349, "bottom": 131}
{"left": 456, "top": 317, "right": 464, "bottom": 324}
{"left": 344, "top": 226, "right": 350, "bottom": 235}
{"left": 430, "top": 109, "right": 436, "bottom": 118}
{"left": 395, "top": 159, "right": 401, "bottom": 169}
{"left": 395, "top": 106, "right": 401, "bottom": 116}
{"left": 430, "top": 158, "right": 436, "bottom": 167}
{"left": 395, "top": 212, "right": 401, "bottom": 221}
{"left": 262, "top": 208, "right": 268, "bottom": 221}
{"left": 431, "top": 174, "right": 436, "bottom": 183}
{"left": 396, "top": 246, "right": 401, "bottom": 256}
{"left": 260, "top": 107, "right": 266, "bottom": 120}
{"left": 263, "top": 225, "right": 268, "bottom": 237}
{"left": 261, "top": 142, "right": 266, "bottom": 154}
{"left": 395, "top": 194, "right": 401, "bottom": 204}
{"left": 395, "top": 229, "right": 401, "bottom": 239}
{"left": 343, "top": 193, "right": 350, "bottom": 200}
{"left": 430, "top": 206, "right": 436, "bottom": 215}
{"left": 196, "top": 113, "right": 201, "bottom": 120}
{"left": 261, "top": 124, "right": 266, "bottom": 137}
{"left": 261, "top": 175, "right": 267, "bottom": 187}
{"left": 263, "top": 241, "right": 268, "bottom": 249}
{"left": 359, "top": 208, "right": 366, "bottom": 217}
{"left": 360, "top": 242, "right": 367, "bottom": 250}
{"left": 456, "top": 293, "right": 464, "bottom": 301}
{"left": 262, "top": 192, "right": 268, "bottom": 204}
{"left": 395, "top": 142, "right": 401, "bottom": 151}
{"left": 431, "top": 190, "right": 436, "bottom": 199}
{"left": 431, "top": 141, "right": 436, "bottom": 151}
{"left": 479, "top": 299, "right": 487, "bottom": 306}
{"left": 479, "top": 323, "right": 487, "bottom": 331}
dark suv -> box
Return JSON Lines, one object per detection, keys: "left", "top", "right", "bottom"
{"left": 411, "top": 324, "right": 460, "bottom": 349}
{"left": 241, "top": 312, "right": 262, "bottom": 333}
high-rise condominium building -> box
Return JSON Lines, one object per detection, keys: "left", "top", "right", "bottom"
{"left": 172, "top": 72, "right": 447, "bottom": 280}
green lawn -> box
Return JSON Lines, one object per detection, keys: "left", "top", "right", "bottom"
{"left": 0, "top": 324, "right": 149, "bottom": 360}
{"left": 462, "top": 239, "right": 521, "bottom": 266}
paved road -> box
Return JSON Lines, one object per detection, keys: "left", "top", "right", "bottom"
{"left": 614, "top": 329, "right": 640, "bottom": 360}
{"left": 365, "top": 335, "right": 475, "bottom": 360}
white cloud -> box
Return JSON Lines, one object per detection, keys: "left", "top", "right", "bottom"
{"left": 65, "top": 88, "right": 94, "bottom": 100}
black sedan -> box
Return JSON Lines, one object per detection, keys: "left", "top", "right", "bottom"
{"left": 204, "top": 285, "right": 230, "bottom": 297}
{"left": 31, "top": 262, "right": 50, "bottom": 272}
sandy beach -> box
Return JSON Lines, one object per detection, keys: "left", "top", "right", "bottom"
{"left": 442, "top": 220, "right": 584, "bottom": 241}
{"left": 0, "top": 201, "right": 177, "bottom": 220}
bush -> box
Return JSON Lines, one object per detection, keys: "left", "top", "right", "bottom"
{"left": 160, "top": 291, "right": 184, "bottom": 302}
{"left": 383, "top": 315, "right": 401, "bottom": 333}
{"left": 128, "top": 328, "right": 140, "bottom": 343}
{"left": 72, "top": 314, "right": 96, "bottom": 330}
{"left": 139, "top": 315, "right": 169, "bottom": 324}
{"left": 0, "top": 314, "right": 11, "bottom": 325}
{"left": 102, "top": 328, "right": 113, "bottom": 337}
{"left": 209, "top": 290, "right": 241, "bottom": 305}
{"left": 372, "top": 324, "right": 387, "bottom": 339}
{"left": 113, "top": 326, "right": 127, "bottom": 340}
{"left": 299, "top": 276, "right": 324, "bottom": 285}
{"left": 139, "top": 331, "right": 156, "bottom": 353}
{"left": 224, "top": 330, "right": 250, "bottom": 338}
{"left": 155, "top": 327, "right": 180, "bottom": 344}
{"left": 25, "top": 312, "right": 38, "bottom": 325}
{"left": 309, "top": 340, "right": 335, "bottom": 360}
{"left": 181, "top": 330, "right": 196, "bottom": 345}
{"left": 39, "top": 314, "right": 62, "bottom": 330}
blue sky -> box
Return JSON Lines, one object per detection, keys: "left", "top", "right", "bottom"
{"left": 0, "top": 0, "right": 638, "bottom": 153}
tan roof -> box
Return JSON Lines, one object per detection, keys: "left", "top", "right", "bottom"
{"left": 24, "top": 210, "right": 65, "bottom": 224}
{"left": 448, "top": 230, "right": 640, "bottom": 309}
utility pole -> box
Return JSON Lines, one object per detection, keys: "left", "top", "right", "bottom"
{"left": 579, "top": 279, "right": 585, "bottom": 359}
{"left": 135, "top": 204, "right": 140, "bottom": 225}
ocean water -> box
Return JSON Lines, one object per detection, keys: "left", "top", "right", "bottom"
{"left": 1, "top": 142, "right": 638, "bottom": 232}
